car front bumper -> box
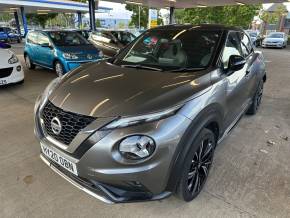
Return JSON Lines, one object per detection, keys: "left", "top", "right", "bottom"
{"left": 262, "top": 43, "right": 283, "bottom": 48}
{"left": 0, "top": 64, "right": 24, "bottom": 86}
{"left": 35, "top": 104, "right": 192, "bottom": 203}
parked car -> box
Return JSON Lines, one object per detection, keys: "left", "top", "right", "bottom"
{"left": 65, "top": 29, "right": 91, "bottom": 39}
{"left": 0, "top": 43, "right": 24, "bottom": 86}
{"left": 262, "top": 32, "right": 288, "bottom": 48}
{"left": 0, "top": 27, "right": 22, "bottom": 43}
{"left": 34, "top": 24, "right": 266, "bottom": 203}
{"left": 246, "top": 30, "right": 262, "bottom": 47}
{"left": 76, "top": 29, "right": 90, "bottom": 39}
{"left": 89, "top": 30, "right": 136, "bottom": 57}
{"left": 24, "top": 30, "right": 103, "bottom": 76}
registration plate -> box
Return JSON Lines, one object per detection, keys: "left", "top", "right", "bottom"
{"left": 0, "top": 80, "right": 7, "bottom": 85}
{"left": 41, "top": 143, "right": 78, "bottom": 176}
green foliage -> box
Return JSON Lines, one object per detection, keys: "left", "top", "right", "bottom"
{"left": 0, "top": 13, "right": 13, "bottom": 23}
{"left": 175, "top": 5, "right": 260, "bottom": 29}
{"left": 27, "top": 13, "right": 58, "bottom": 28}
{"left": 261, "top": 4, "right": 287, "bottom": 25}
{"left": 71, "top": 0, "right": 87, "bottom": 2}
{"left": 118, "top": 21, "right": 126, "bottom": 29}
{"left": 125, "top": 5, "right": 163, "bottom": 29}
{"left": 96, "top": 19, "right": 102, "bottom": 28}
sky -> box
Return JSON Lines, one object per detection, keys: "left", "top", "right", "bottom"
{"left": 96, "top": 1, "right": 132, "bottom": 20}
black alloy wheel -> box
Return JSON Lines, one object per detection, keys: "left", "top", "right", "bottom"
{"left": 177, "top": 128, "right": 216, "bottom": 202}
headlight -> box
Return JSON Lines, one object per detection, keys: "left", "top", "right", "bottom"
{"left": 34, "top": 77, "right": 61, "bottom": 114}
{"left": 119, "top": 135, "right": 155, "bottom": 160}
{"left": 63, "top": 53, "right": 78, "bottom": 60}
{"left": 99, "top": 50, "right": 104, "bottom": 58}
{"left": 8, "top": 54, "right": 18, "bottom": 64}
{"left": 102, "top": 105, "right": 182, "bottom": 130}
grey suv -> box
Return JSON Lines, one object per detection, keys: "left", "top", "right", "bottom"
{"left": 34, "top": 25, "right": 266, "bottom": 203}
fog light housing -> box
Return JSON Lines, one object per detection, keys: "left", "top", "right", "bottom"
{"left": 16, "top": 65, "right": 21, "bottom": 72}
{"left": 119, "top": 135, "right": 155, "bottom": 160}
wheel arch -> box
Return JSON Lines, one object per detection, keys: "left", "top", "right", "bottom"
{"left": 165, "top": 103, "right": 224, "bottom": 192}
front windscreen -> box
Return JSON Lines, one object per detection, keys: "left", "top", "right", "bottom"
{"left": 268, "top": 33, "right": 283, "bottom": 38}
{"left": 113, "top": 28, "right": 222, "bottom": 71}
{"left": 48, "top": 31, "right": 90, "bottom": 46}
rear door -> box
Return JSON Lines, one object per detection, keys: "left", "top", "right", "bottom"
{"left": 222, "top": 31, "right": 251, "bottom": 127}
{"left": 239, "top": 31, "right": 258, "bottom": 101}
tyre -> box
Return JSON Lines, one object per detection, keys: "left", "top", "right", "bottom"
{"left": 177, "top": 128, "right": 216, "bottom": 202}
{"left": 246, "top": 80, "right": 264, "bottom": 115}
{"left": 25, "top": 55, "right": 35, "bottom": 70}
{"left": 54, "top": 61, "right": 65, "bottom": 77}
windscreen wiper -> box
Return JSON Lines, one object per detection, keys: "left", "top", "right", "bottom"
{"left": 170, "top": 67, "right": 206, "bottom": 72}
{"left": 121, "top": 64, "right": 163, "bottom": 72}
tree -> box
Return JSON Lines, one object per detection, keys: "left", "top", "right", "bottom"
{"left": 96, "top": 19, "right": 102, "bottom": 28}
{"left": 26, "top": 13, "right": 58, "bottom": 28}
{"left": 175, "top": 5, "right": 260, "bottom": 29}
{"left": 260, "top": 4, "right": 287, "bottom": 32}
{"left": 125, "top": 5, "right": 163, "bottom": 29}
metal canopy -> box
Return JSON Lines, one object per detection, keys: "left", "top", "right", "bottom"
{"left": 0, "top": 0, "right": 111, "bottom": 13}
{"left": 106, "top": 0, "right": 286, "bottom": 8}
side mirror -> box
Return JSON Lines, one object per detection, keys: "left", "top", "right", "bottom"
{"left": 228, "top": 55, "right": 246, "bottom": 72}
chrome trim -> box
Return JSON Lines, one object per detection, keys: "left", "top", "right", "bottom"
{"left": 40, "top": 118, "right": 69, "bottom": 150}
{"left": 40, "top": 154, "right": 114, "bottom": 204}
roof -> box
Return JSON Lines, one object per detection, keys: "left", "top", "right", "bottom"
{"left": 106, "top": 0, "right": 284, "bottom": 9}
{"left": 0, "top": 0, "right": 112, "bottom": 13}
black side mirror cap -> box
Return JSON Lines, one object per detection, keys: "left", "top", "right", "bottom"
{"left": 228, "top": 55, "right": 246, "bottom": 72}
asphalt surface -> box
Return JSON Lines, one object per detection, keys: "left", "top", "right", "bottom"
{"left": 0, "top": 44, "right": 290, "bottom": 218}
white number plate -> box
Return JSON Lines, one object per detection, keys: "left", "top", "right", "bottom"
{"left": 41, "top": 143, "right": 78, "bottom": 176}
{"left": 0, "top": 80, "right": 7, "bottom": 85}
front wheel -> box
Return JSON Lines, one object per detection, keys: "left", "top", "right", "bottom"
{"left": 25, "top": 55, "right": 35, "bottom": 70}
{"left": 177, "top": 128, "right": 216, "bottom": 202}
{"left": 54, "top": 61, "right": 65, "bottom": 77}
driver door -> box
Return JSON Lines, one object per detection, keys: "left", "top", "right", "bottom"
{"left": 37, "top": 33, "right": 54, "bottom": 68}
{"left": 222, "top": 31, "right": 250, "bottom": 128}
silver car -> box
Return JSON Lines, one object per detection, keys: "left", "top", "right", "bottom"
{"left": 262, "top": 32, "right": 288, "bottom": 48}
{"left": 34, "top": 25, "right": 266, "bottom": 203}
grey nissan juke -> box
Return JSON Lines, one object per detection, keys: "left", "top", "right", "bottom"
{"left": 34, "top": 24, "right": 266, "bottom": 203}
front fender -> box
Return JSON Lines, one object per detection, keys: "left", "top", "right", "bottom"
{"left": 165, "top": 104, "right": 224, "bottom": 192}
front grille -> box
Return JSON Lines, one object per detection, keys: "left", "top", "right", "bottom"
{"left": 78, "top": 53, "right": 98, "bottom": 60}
{"left": 0, "top": 67, "right": 13, "bottom": 78}
{"left": 41, "top": 101, "right": 96, "bottom": 145}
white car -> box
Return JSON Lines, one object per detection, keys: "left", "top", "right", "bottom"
{"left": 0, "top": 44, "right": 24, "bottom": 86}
{"left": 262, "top": 32, "right": 288, "bottom": 49}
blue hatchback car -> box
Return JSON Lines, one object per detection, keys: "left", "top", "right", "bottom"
{"left": 0, "top": 27, "right": 22, "bottom": 43}
{"left": 24, "top": 30, "right": 103, "bottom": 76}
